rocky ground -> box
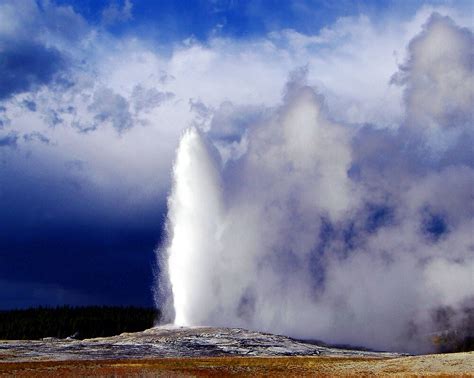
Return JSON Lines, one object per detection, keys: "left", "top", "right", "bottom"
{"left": 0, "top": 325, "right": 399, "bottom": 362}
{"left": 0, "top": 326, "right": 472, "bottom": 376}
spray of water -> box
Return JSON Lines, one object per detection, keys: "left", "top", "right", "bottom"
{"left": 157, "top": 14, "right": 474, "bottom": 353}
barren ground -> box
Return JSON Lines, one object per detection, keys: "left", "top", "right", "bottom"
{"left": 1, "top": 353, "right": 473, "bottom": 377}
{"left": 0, "top": 327, "right": 472, "bottom": 376}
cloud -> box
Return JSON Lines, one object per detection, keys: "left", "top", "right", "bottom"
{"left": 131, "top": 85, "right": 174, "bottom": 114}
{"left": 22, "top": 99, "right": 36, "bottom": 112}
{"left": 0, "top": 0, "right": 93, "bottom": 101}
{"left": 0, "top": 279, "right": 100, "bottom": 310}
{"left": 23, "top": 131, "right": 50, "bottom": 145}
{"left": 88, "top": 88, "right": 133, "bottom": 133}
{"left": 0, "top": 41, "right": 64, "bottom": 100}
{"left": 393, "top": 13, "right": 474, "bottom": 136}
{"left": 0, "top": 132, "right": 18, "bottom": 148}
{"left": 0, "top": 105, "right": 8, "bottom": 128}
{"left": 0, "top": 0, "right": 88, "bottom": 42}
{"left": 102, "top": 0, "right": 134, "bottom": 25}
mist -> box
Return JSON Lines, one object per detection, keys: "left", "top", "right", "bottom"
{"left": 157, "top": 14, "right": 474, "bottom": 354}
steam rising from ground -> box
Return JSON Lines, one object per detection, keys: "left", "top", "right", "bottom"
{"left": 157, "top": 14, "right": 474, "bottom": 353}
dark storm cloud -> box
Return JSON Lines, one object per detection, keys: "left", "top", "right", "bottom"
{"left": 0, "top": 154, "right": 167, "bottom": 308}
{"left": 0, "top": 279, "right": 98, "bottom": 310}
{"left": 0, "top": 41, "right": 64, "bottom": 100}
{"left": 0, "top": 161, "right": 165, "bottom": 304}
{"left": 0, "top": 223, "right": 161, "bottom": 309}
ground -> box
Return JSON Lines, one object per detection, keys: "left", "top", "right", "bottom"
{"left": 1, "top": 354, "right": 473, "bottom": 377}
{"left": 0, "top": 326, "right": 472, "bottom": 376}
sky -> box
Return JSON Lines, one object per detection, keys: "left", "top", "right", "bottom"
{"left": 0, "top": 0, "right": 473, "bottom": 311}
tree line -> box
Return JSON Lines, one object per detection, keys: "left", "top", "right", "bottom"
{"left": 0, "top": 306, "right": 160, "bottom": 340}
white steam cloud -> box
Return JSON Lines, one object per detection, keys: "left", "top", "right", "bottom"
{"left": 157, "top": 14, "right": 474, "bottom": 353}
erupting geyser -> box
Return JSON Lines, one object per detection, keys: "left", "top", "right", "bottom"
{"left": 157, "top": 14, "right": 474, "bottom": 353}
{"left": 167, "top": 128, "right": 224, "bottom": 326}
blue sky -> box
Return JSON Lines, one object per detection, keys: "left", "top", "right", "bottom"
{"left": 0, "top": 0, "right": 472, "bottom": 310}
{"left": 48, "top": 0, "right": 471, "bottom": 44}
{"left": 54, "top": 0, "right": 404, "bottom": 40}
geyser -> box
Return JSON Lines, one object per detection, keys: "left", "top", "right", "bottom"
{"left": 157, "top": 14, "right": 474, "bottom": 353}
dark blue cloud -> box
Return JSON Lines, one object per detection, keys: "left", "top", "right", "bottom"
{"left": 0, "top": 279, "right": 101, "bottom": 310}
{"left": 0, "top": 41, "right": 64, "bottom": 100}
{"left": 0, "top": 106, "right": 8, "bottom": 129}
{"left": 23, "top": 132, "right": 50, "bottom": 144}
{"left": 0, "top": 0, "right": 89, "bottom": 102}
{"left": 0, "top": 145, "right": 167, "bottom": 309}
{"left": 22, "top": 99, "right": 37, "bottom": 112}
{"left": 0, "top": 173, "right": 166, "bottom": 308}
{"left": 365, "top": 205, "right": 394, "bottom": 233}
{"left": 0, "top": 222, "right": 162, "bottom": 309}
{"left": 422, "top": 211, "right": 448, "bottom": 242}
{"left": 0, "top": 132, "right": 18, "bottom": 148}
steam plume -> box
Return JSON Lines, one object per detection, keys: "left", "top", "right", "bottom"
{"left": 157, "top": 14, "right": 474, "bottom": 353}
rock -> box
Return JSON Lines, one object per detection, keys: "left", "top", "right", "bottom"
{"left": 0, "top": 325, "right": 401, "bottom": 362}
